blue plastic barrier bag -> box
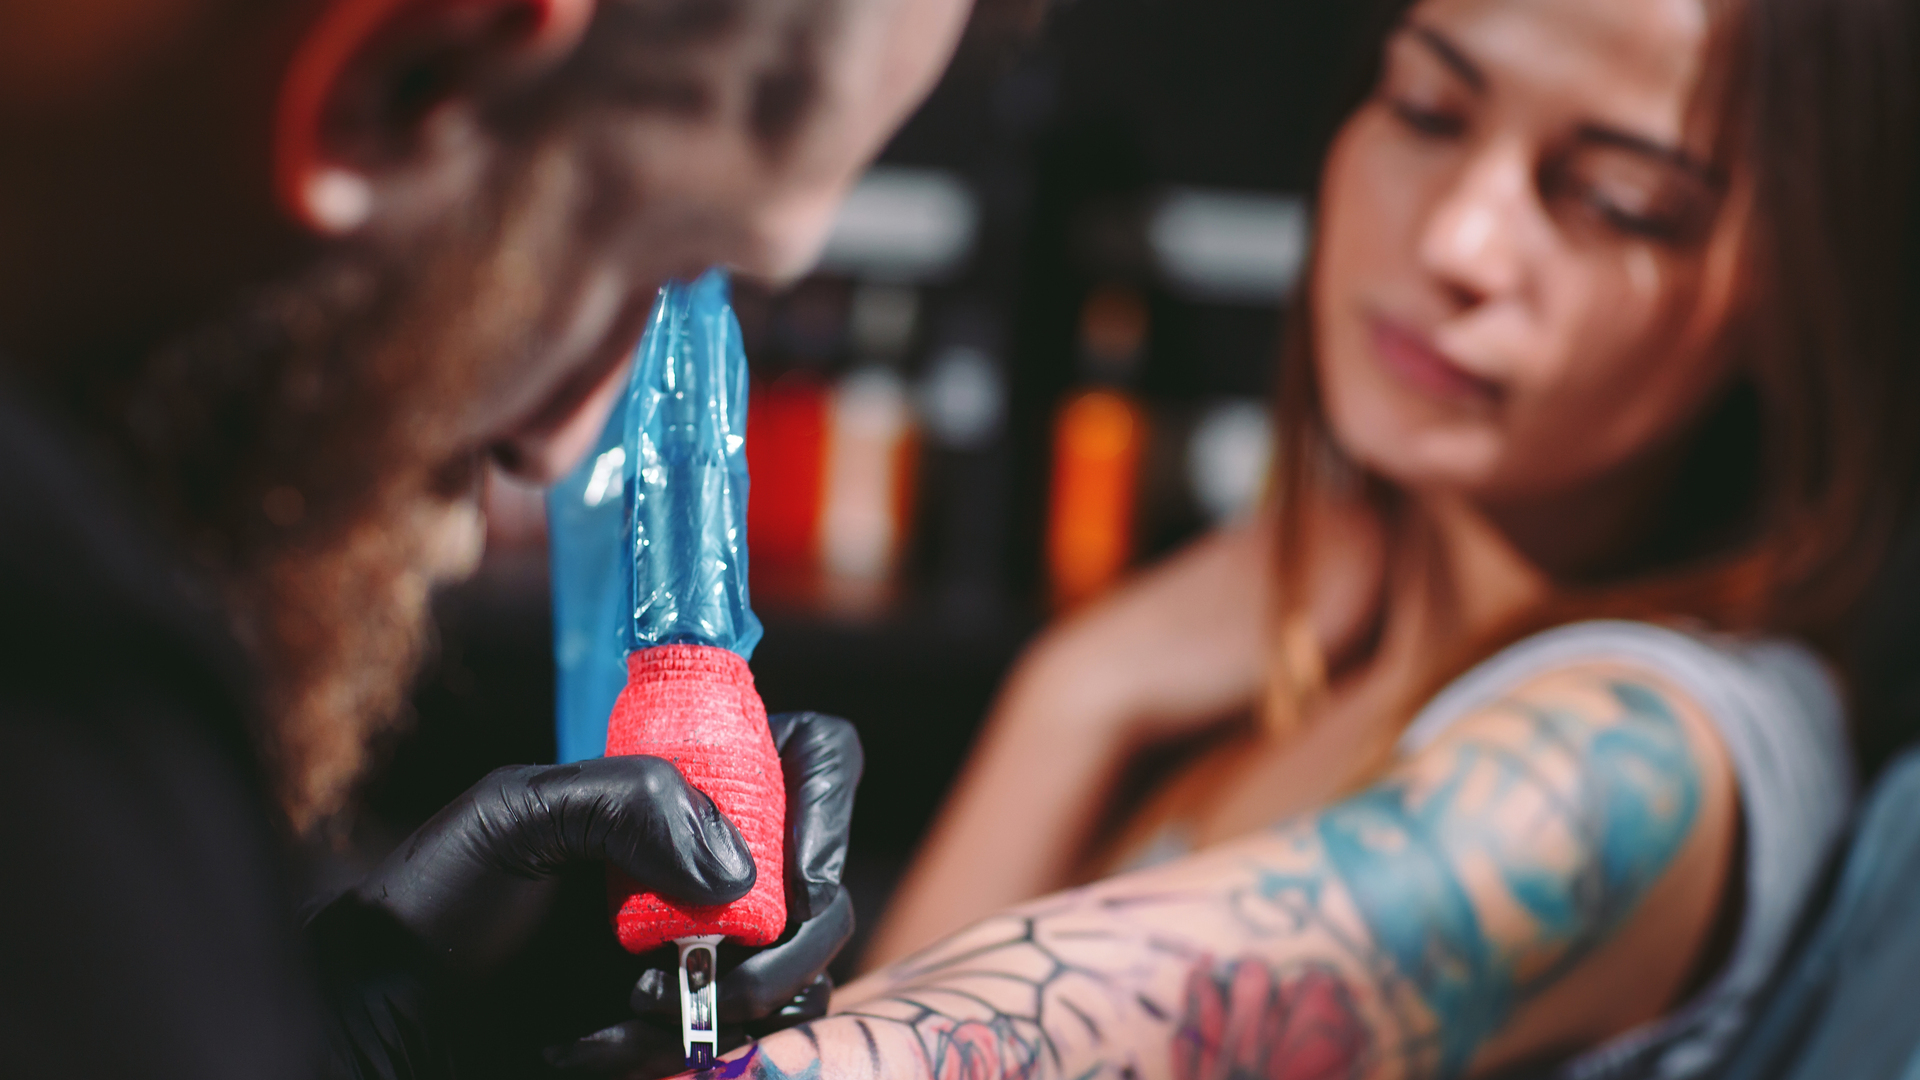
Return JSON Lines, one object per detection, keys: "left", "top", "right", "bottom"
{"left": 548, "top": 269, "right": 762, "bottom": 762}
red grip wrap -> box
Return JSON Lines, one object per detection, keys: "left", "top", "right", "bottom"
{"left": 604, "top": 644, "right": 787, "bottom": 953}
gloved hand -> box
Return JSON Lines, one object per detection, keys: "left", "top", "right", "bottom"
{"left": 542, "top": 711, "right": 862, "bottom": 1076}
{"left": 310, "top": 711, "right": 862, "bottom": 1080}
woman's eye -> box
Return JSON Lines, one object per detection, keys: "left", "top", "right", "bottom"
{"left": 1391, "top": 99, "right": 1466, "bottom": 138}
{"left": 1544, "top": 159, "right": 1711, "bottom": 246}
{"left": 1586, "top": 193, "right": 1689, "bottom": 242}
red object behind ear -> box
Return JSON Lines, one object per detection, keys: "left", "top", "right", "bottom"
{"left": 604, "top": 645, "right": 787, "bottom": 953}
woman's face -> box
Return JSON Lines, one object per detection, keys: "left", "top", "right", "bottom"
{"left": 1313, "top": 0, "right": 1750, "bottom": 503}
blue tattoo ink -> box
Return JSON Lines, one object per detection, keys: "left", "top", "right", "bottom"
{"left": 1254, "top": 869, "right": 1326, "bottom": 908}
{"left": 1313, "top": 679, "right": 1701, "bottom": 1076}
{"left": 1590, "top": 683, "right": 1699, "bottom": 905}
{"left": 1319, "top": 787, "right": 1506, "bottom": 1076}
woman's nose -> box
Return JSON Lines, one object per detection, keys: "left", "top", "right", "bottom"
{"left": 1416, "top": 141, "right": 1540, "bottom": 309}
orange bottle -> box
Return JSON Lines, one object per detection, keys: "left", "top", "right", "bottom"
{"left": 1046, "top": 286, "right": 1151, "bottom": 609}
{"left": 1047, "top": 388, "right": 1146, "bottom": 608}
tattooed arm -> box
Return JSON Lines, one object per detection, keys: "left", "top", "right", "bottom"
{"left": 707, "top": 663, "right": 1737, "bottom": 1080}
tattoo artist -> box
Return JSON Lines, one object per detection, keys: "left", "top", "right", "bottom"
{"left": 0, "top": 0, "right": 974, "bottom": 1076}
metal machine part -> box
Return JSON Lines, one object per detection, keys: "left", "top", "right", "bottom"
{"left": 677, "top": 934, "right": 726, "bottom": 1068}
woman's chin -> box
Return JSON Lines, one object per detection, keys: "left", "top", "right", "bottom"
{"left": 1333, "top": 420, "right": 1508, "bottom": 496}
{"left": 1324, "top": 388, "right": 1504, "bottom": 489}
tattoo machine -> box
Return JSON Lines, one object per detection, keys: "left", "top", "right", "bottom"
{"left": 550, "top": 269, "right": 783, "bottom": 1070}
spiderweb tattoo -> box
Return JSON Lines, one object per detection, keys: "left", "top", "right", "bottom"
{"left": 838, "top": 912, "right": 1109, "bottom": 1080}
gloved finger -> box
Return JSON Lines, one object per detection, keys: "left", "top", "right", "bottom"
{"left": 717, "top": 887, "right": 853, "bottom": 1022}
{"left": 767, "top": 713, "right": 864, "bottom": 921}
{"left": 628, "top": 886, "right": 855, "bottom": 1023}
{"left": 628, "top": 966, "right": 676, "bottom": 1014}
{"left": 741, "top": 973, "right": 833, "bottom": 1038}
{"left": 519, "top": 756, "right": 755, "bottom": 905}
{"left": 540, "top": 1017, "right": 687, "bottom": 1077}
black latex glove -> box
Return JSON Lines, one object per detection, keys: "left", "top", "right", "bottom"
{"left": 541, "top": 711, "right": 862, "bottom": 1077}
{"left": 310, "top": 711, "right": 862, "bottom": 1080}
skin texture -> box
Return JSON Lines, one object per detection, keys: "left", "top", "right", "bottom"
{"left": 710, "top": 664, "right": 1734, "bottom": 1080}
{"left": 867, "top": 0, "right": 1754, "bottom": 975}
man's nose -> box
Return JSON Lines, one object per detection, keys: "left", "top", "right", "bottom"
{"left": 1416, "top": 140, "right": 1542, "bottom": 309}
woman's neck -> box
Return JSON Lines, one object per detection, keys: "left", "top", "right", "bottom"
{"left": 1393, "top": 493, "right": 1554, "bottom": 659}
{"left": 1380, "top": 431, "right": 1694, "bottom": 666}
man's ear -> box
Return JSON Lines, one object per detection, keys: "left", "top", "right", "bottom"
{"left": 275, "top": 0, "right": 595, "bottom": 234}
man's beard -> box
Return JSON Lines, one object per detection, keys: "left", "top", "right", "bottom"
{"left": 100, "top": 140, "right": 588, "bottom": 834}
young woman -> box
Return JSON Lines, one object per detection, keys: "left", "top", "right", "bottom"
{"left": 724, "top": 0, "right": 1920, "bottom": 1076}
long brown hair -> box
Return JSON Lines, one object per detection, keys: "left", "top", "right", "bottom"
{"left": 1255, "top": 0, "right": 1920, "bottom": 763}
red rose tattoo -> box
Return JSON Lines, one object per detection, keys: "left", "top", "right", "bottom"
{"left": 929, "top": 1020, "right": 1035, "bottom": 1080}
{"left": 1174, "top": 957, "right": 1371, "bottom": 1080}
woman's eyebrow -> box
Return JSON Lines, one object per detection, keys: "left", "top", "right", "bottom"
{"left": 1406, "top": 22, "right": 1487, "bottom": 93}
{"left": 1574, "top": 124, "right": 1721, "bottom": 184}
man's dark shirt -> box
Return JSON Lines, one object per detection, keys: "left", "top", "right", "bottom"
{"left": 0, "top": 383, "right": 319, "bottom": 1078}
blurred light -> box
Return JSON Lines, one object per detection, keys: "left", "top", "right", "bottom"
{"left": 1187, "top": 399, "right": 1273, "bottom": 522}
{"left": 819, "top": 368, "right": 915, "bottom": 590}
{"left": 919, "top": 345, "right": 1005, "bottom": 450}
{"left": 1149, "top": 188, "right": 1309, "bottom": 304}
{"left": 582, "top": 446, "right": 625, "bottom": 507}
{"left": 819, "top": 167, "right": 980, "bottom": 282}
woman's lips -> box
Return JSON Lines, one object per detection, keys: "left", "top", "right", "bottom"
{"left": 1368, "top": 317, "right": 1502, "bottom": 404}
